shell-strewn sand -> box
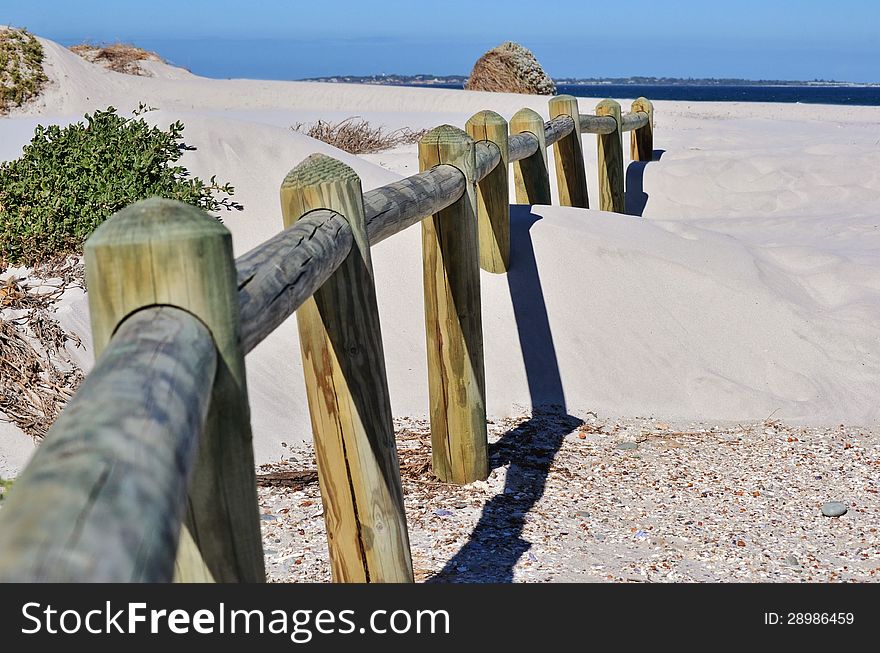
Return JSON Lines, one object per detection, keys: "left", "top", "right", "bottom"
{"left": 1, "top": 35, "right": 879, "bottom": 581}
{"left": 259, "top": 414, "right": 880, "bottom": 582}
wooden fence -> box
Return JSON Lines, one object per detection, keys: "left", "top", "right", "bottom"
{"left": 0, "top": 95, "right": 654, "bottom": 583}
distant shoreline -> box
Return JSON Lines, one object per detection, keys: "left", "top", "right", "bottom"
{"left": 301, "top": 74, "right": 880, "bottom": 88}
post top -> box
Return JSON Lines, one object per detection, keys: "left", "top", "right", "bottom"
{"left": 549, "top": 94, "right": 578, "bottom": 104}
{"left": 596, "top": 98, "right": 622, "bottom": 111}
{"left": 282, "top": 153, "right": 359, "bottom": 189}
{"left": 510, "top": 107, "right": 543, "bottom": 122}
{"left": 466, "top": 110, "right": 506, "bottom": 127}
{"left": 86, "top": 197, "right": 229, "bottom": 251}
{"left": 632, "top": 97, "right": 654, "bottom": 111}
{"left": 419, "top": 124, "right": 473, "bottom": 146}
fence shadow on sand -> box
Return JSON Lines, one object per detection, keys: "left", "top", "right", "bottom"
{"left": 429, "top": 205, "right": 583, "bottom": 583}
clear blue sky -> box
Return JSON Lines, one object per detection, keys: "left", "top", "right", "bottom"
{"left": 3, "top": 0, "right": 878, "bottom": 82}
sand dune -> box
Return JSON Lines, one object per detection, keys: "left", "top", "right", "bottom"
{"left": 2, "top": 36, "right": 880, "bottom": 474}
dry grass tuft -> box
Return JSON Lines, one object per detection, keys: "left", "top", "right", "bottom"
{"left": 292, "top": 117, "right": 428, "bottom": 154}
{"left": 69, "top": 42, "right": 163, "bottom": 76}
{"left": 465, "top": 41, "right": 556, "bottom": 95}
{"left": 0, "top": 259, "right": 85, "bottom": 441}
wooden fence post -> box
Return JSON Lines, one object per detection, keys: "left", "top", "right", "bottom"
{"left": 631, "top": 97, "right": 654, "bottom": 162}
{"left": 548, "top": 95, "right": 589, "bottom": 208}
{"left": 280, "top": 154, "right": 413, "bottom": 583}
{"left": 85, "top": 197, "right": 265, "bottom": 583}
{"left": 510, "top": 108, "right": 552, "bottom": 205}
{"left": 595, "top": 99, "right": 625, "bottom": 213}
{"left": 418, "top": 126, "right": 489, "bottom": 485}
{"left": 466, "top": 110, "right": 509, "bottom": 274}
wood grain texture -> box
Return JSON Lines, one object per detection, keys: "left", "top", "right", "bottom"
{"left": 236, "top": 166, "right": 472, "bottom": 357}
{"left": 85, "top": 197, "right": 265, "bottom": 583}
{"left": 509, "top": 108, "right": 552, "bottom": 205}
{"left": 363, "top": 166, "right": 466, "bottom": 246}
{"left": 630, "top": 97, "right": 655, "bottom": 161}
{"left": 578, "top": 113, "right": 618, "bottom": 135}
{"left": 280, "top": 154, "right": 413, "bottom": 583}
{"left": 507, "top": 131, "right": 539, "bottom": 163}
{"left": 549, "top": 95, "right": 589, "bottom": 208}
{"left": 418, "top": 126, "right": 489, "bottom": 485}
{"left": 620, "top": 111, "right": 649, "bottom": 132}
{"left": 543, "top": 115, "right": 575, "bottom": 147}
{"left": 0, "top": 307, "right": 215, "bottom": 582}
{"left": 595, "top": 99, "right": 625, "bottom": 213}
{"left": 466, "top": 110, "right": 510, "bottom": 273}
{"left": 474, "top": 141, "right": 502, "bottom": 183}
{"left": 237, "top": 210, "right": 353, "bottom": 354}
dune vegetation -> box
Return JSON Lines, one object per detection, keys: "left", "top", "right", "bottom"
{"left": 291, "top": 117, "right": 428, "bottom": 154}
{"left": 0, "top": 105, "right": 241, "bottom": 267}
{"left": 0, "top": 27, "right": 48, "bottom": 114}
{"left": 69, "top": 42, "right": 164, "bottom": 76}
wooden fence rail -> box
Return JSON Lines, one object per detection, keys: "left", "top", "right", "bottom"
{"left": 0, "top": 95, "right": 657, "bottom": 583}
{"left": 0, "top": 306, "right": 216, "bottom": 581}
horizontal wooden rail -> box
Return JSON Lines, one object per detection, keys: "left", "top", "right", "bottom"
{"left": 236, "top": 167, "right": 474, "bottom": 354}
{"left": 578, "top": 113, "right": 618, "bottom": 135}
{"left": 578, "top": 111, "right": 647, "bottom": 135}
{"left": 237, "top": 107, "right": 609, "bottom": 355}
{"left": 544, "top": 114, "right": 575, "bottom": 147}
{"left": 474, "top": 140, "right": 502, "bottom": 183}
{"left": 621, "top": 111, "right": 650, "bottom": 132}
{"left": 364, "top": 166, "right": 467, "bottom": 245}
{"left": 508, "top": 131, "right": 540, "bottom": 163}
{"left": 237, "top": 210, "right": 353, "bottom": 354}
{"left": 240, "top": 109, "right": 598, "bottom": 352}
{"left": 0, "top": 306, "right": 217, "bottom": 582}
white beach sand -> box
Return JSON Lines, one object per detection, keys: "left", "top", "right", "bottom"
{"left": 2, "top": 36, "right": 880, "bottom": 478}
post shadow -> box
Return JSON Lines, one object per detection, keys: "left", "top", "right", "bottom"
{"left": 625, "top": 149, "right": 665, "bottom": 217}
{"left": 428, "top": 205, "right": 582, "bottom": 582}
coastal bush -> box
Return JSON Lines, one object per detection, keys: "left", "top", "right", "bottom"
{"left": 0, "top": 105, "right": 240, "bottom": 267}
{"left": 292, "top": 117, "right": 427, "bottom": 154}
{"left": 0, "top": 27, "right": 48, "bottom": 113}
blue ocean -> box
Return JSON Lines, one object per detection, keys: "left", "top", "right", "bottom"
{"left": 556, "top": 84, "right": 880, "bottom": 106}
{"left": 417, "top": 83, "right": 880, "bottom": 106}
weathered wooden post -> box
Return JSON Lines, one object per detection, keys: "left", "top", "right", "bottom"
{"left": 466, "top": 110, "right": 509, "bottom": 273}
{"left": 510, "top": 108, "right": 552, "bottom": 205}
{"left": 631, "top": 97, "right": 655, "bottom": 162}
{"left": 280, "top": 154, "right": 413, "bottom": 583}
{"left": 85, "top": 197, "right": 264, "bottom": 583}
{"left": 596, "top": 99, "right": 625, "bottom": 213}
{"left": 548, "top": 95, "right": 589, "bottom": 208}
{"left": 418, "top": 126, "right": 489, "bottom": 485}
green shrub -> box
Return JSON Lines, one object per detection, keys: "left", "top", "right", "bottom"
{"left": 0, "top": 106, "right": 241, "bottom": 267}
{"left": 0, "top": 27, "right": 48, "bottom": 113}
